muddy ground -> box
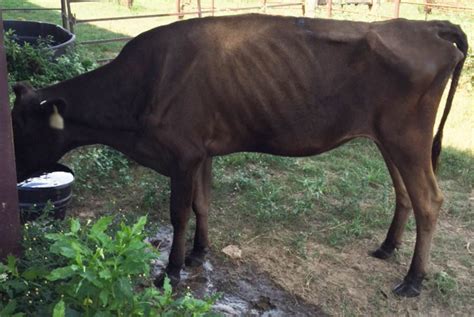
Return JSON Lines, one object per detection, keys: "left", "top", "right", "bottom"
{"left": 148, "top": 226, "right": 326, "bottom": 316}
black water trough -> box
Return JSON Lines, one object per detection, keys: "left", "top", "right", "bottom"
{"left": 3, "top": 20, "right": 75, "bottom": 57}
{"left": 17, "top": 163, "right": 74, "bottom": 222}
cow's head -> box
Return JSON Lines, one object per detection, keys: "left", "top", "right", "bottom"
{"left": 11, "top": 82, "right": 67, "bottom": 181}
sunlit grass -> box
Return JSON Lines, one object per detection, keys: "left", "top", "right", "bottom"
{"left": 441, "top": 92, "right": 474, "bottom": 153}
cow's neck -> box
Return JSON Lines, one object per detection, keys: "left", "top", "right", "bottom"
{"left": 39, "top": 60, "right": 144, "bottom": 153}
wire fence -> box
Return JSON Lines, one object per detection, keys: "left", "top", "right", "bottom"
{"left": 1, "top": 0, "right": 473, "bottom": 62}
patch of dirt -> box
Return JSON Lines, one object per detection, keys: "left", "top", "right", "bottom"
{"left": 240, "top": 222, "right": 473, "bottom": 316}
{"left": 244, "top": 239, "right": 404, "bottom": 315}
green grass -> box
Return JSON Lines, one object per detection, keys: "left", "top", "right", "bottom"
{"left": 212, "top": 140, "right": 397, "bottom": 246}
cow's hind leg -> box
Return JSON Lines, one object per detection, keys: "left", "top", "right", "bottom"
{"left": 371, "top": 146, "right": 412, "bottom": 259}
{"left": 186, "top": 158, "right": 212, "bottom": 267}
{"left": 386, "top": 145, "right": 443, "bottom": 297}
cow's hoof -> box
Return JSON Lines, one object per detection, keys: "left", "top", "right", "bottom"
{"left": 185, "top": 250, "right": 207, "bottom": 267}
{"left": 393, "top": 279, "right": 422, "bottom": 297}
{"left": 370, "top": 242, "right": 395, "bottom": 260}
{"left": 153, "top": 271, "right": 180, "bottom": 288}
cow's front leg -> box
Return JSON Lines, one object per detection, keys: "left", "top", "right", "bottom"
{"left": 186, "top": 158, "right": 212, "bottom": 267}
{"left": 155, "top": 164, "right": 198, "bottom": 287}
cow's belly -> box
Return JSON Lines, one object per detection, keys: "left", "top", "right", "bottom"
{"left": 207, "top": 98, "right": 369, "bottom": 157}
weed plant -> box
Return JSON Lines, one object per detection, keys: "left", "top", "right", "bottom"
{"left": 0, "top": 215, "right": 215, "bottom": 316}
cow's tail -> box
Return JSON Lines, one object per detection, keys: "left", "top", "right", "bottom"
{"left": 431, "top": 23, "right": 468, "bottom": 172}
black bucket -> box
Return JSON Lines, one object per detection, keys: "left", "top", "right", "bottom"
{"left": 17, "top": 163, "right": 74, "bottom": 222}
{"left": 3, "top": 20, "right": 75, "bottom": 57}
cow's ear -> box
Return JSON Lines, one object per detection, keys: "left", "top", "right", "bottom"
{"left": 12, "top": 82, "right": 34, "bottom": 100}
{"left": 39, "top": 99, "right": 67, "bottom": 130}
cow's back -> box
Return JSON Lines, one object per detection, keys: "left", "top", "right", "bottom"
{"left": 136, "top": 15, "right": 463, "bottom": 157}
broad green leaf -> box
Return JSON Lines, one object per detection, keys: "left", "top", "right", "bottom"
{"left": 131, "top": 216, "right": 147, "bottom": 235}
{"left": 45, "top": 233, "right": 63, "bottom": 241}
{"left": 82, "top": 270, "right": 103, "bottom": 288}
{"left": 48, "top": 266, "right": 76, "bottom": 281}
{"left": 71, "top": 240, "right": 90, "bottom": 255}
{"left": 59, "top": 246, "right": 77, "bottom": 259}
{"left": 6, "top": 256, "right": 18, "bottom": 277}
{"left": 163, "top": 276, "right": 172, "bottom": 297}
{"left": 117, "top": 277, "right": 133, "bottom": 297}
{"left": 123, "top": 240, "right": 146, "bottom": 252}
{"left": 52, "top": 300, "right": 65, "bottom": 317}
{"left": 90, "top": 216, "right": 113, "bottom": 237}
{"left": 70, "top": 219, "right": 81, "bottom": 233}
{"left": 21, "top": 266, "right": 48, "bottom": 281}
{"left": 99, "top": 289, "right": 109, "bottom": 306}
{"left": 99, "top": 268, "right": 112, "bottom": 280}
{"left": 92, "top": 232, "right": 112, "bottom": 248}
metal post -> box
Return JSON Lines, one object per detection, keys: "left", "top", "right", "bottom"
{"left": 211, "top": 0, "right": 215, "bottom": 16}
{"left": 0, "top": 10, "right": 22, "bottom": 260}
{"left": 393, "top": 0, "right": 401, "bottom": 18}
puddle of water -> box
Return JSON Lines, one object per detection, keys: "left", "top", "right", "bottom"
{"left": 148, "top": 226, "right": 326, "bottom": 316}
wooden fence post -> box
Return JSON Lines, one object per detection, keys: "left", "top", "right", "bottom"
{"left": 66, "top": 0, "right": 75, "bottom": 33}
{"left": 177, "top": 0, "right": 184, "bottom": 19}
{"left": 197, "top": 0, "right": 202, "bottom": 18}
{"left": 60, "top": 0, "right": 68, "bottom": 29}
{"left": 0, "top": 10, "right": 22, "bottom": 260}
{"left": 305, "top": 0, "right": 315, "bottom": 17}
{"left": 393, "top": 0, "right": 401, "bottom": 18}
{"left": 327, "top": 0, "right": 333, "bottom": 17}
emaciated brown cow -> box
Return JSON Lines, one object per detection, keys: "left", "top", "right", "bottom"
{"left": 11, "top": 14, "right": 468, "bottom": 297}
